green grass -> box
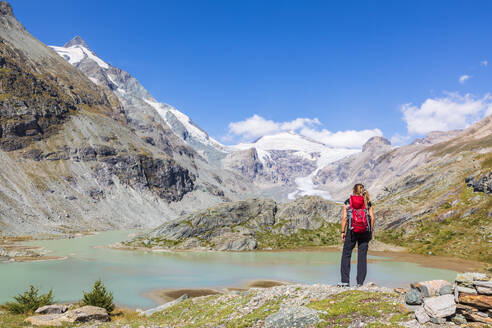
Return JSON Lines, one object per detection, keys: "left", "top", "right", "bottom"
{"left": 256, "top": 222, "right": 340, "bottom": 249}
{"left": 226, "top": 296, "right": 286, "bottom": 328}
{"left": 123, "top": 236, "right": 183, "bottom": 248}
{"left": 307, "top": 291, "right": 406, "bottom": 328}
{"left": 377, "top": 183, "right": 492, "bottom": 263}
{"left": 0, "top": 290, "right": 409, "bottom": 328}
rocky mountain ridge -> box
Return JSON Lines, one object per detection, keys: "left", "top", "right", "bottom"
{"left": 0, "top": 2, "right": 252, "bottom": 235}
{"left": 50, "top": 36, "right": 228, "bottom": 166}
{"left": 313, "top": 129, "right": 466, "bottom": 201}
{"left": 50, "top": 38, "right": 363, "bottom": 201}
{"left": 124, "top": 196, "right": 342, "bottom": 251}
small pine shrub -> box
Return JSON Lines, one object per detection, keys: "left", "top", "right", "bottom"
{"left": 4, "top": 285, "right": 54, "bottom": 314}
{"left": 81, "top": 279, "right": 115, "bottom": 313}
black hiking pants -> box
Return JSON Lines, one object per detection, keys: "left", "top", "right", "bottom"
{"left": 340, "top": 230, "right": 371, "bottom": 285}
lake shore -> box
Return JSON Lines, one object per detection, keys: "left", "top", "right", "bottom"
{"left": 109, "top": 239, "right": 487, "bottom": 273}
{"left": 143, "top": 279, "right": 291, "bottom": 304}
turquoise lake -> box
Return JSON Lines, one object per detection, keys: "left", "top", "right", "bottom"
{"left": 0, "top": 230, "right": 457, "bottom": 308}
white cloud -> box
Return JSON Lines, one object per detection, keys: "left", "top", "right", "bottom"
{"left": 481, "top": 60, "right": 488, "bottom": 67}
{"left": 227, "top": 115, "right": 321, "bottom": 141}
{"left": 459, "top": 74, "right": 471, "bottom": 84}
{"left": 226, "top": 114, "right": 382, "bottom": 148}
{"left": 401, "top": 92, "right": 492, "bottom": 135}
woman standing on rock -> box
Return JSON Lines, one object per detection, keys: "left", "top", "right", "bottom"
{"left": 338, "top": 183, "right": 374, "bottom": 287}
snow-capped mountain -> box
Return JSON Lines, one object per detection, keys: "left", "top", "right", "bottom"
{"left": 50, "top": 37, "right": 360, "bottom": 201}
{"left": 50, "top": 37, "right": 227, "bottom": 165}
{"left": 223, "top": 132, "right": 359, "bottom": 199}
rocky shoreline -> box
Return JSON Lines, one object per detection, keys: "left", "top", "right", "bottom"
{"left": 2, "top": 273, "right": 491, "bottom": 327}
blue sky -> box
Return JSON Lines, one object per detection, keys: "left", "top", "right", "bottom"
{"left": 9, "top": 0, "right": 492, "bottom": 147}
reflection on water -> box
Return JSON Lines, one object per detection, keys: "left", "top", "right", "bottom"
{"left": 0, "top": 230, "right": 457, "bottom": 308}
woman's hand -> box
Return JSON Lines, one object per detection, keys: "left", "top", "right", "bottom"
{"left": 341, "top": 232, "right": 346, "bottom": 242}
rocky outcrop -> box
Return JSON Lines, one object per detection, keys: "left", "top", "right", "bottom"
{"left": 25, "top": 305, "right": 109, "bottom": 326}
{"left": 405, "top": 273, "right": 492, "bottom": 325}
{"left": 362, "top": 136, "right": 392, "bottom": 153}
{"left": 126, "top": 196, "right": 342, "bottom": 251}
{"left": 264, "top": 305, "right": 319, "bottom": 328}
{"left": 466, "top": 172, "right": 492, "bottom": 194}
{"left": 35, "top": 304, "right": 68, "bottom": 315}
{"left": 223, "top": 148, "right": 264, "bottom": 181}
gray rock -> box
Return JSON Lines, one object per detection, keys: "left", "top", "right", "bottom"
{"left": 467, "top": 172, "right": 492, "bottom": 194}
{"left": 412, "top": 280, "right": 452, "bottom": 297}
{"left": 456, "top": 285, "right": 477, "bottom": 295}
{"left": 438, "top": 285, "right": 453, "bottom": 295}
{"left": 429, "top": 316, "right": 446, "bottom": 324}
{"left": 62, "top": 305, "right": 109, "bottom": 323}
{"left": 456, "top": 272, "right": 488, "bottom": 287}
{"left": 414, "top": 306, "right": 430, "bottom": 324}
{"left": 35, "top": 304, "right": 68, "bottom": 314}
{"left": 423, "top": 294, "right": 456, "bottom": 318}
{"left": 451, "top": 313, "right": 467, "bottom": 325}
{"left": 264, "top": 306, "right": 319, "bottom": 328}
{"left": 405, "top": 288, "right": 423, "bottom": 305}
{"left": 474, "top": 281, "right": 492, "bottom": 295}
{"left": 25, "top": 313, "right": 66, "bottom": 326}
{"left": 139, "top": 294, "right": 188, "bottom": 317}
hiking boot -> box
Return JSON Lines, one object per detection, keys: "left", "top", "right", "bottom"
{"left": 337, "top": 282, "right": 349, "bottom": 287}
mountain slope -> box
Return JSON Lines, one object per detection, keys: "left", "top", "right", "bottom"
{"left": 50, "top": 37, "right": 227, "bottom": 165}
{"left": 362, "top": 117, "right": 491, "bottom": 262}
{"left": 0, "top": 2, "right": 250, "bottom": 235}
{"left": 312, "top": 132, "right": 462, "bottom": 201}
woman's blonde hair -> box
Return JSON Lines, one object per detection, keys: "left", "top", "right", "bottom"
{"left": 353, "top": 183, "right": 370, "bottom": 208}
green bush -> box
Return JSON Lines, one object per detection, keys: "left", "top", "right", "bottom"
{"left": 4, "top": 285, "right": 54, "bottom": 314}
{"left": 81, "top": 279, "right": 115, "bottom": 313}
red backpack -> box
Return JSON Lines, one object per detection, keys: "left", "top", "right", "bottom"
{"left": 347, "top": 195, "right": 369, "bottom": 233}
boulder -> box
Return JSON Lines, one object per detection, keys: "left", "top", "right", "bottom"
{"left": 62, "top": 305, "right": 109, "bottom": 323}
{"left": 456, "top": 272, "right": 488, "bottom": 287}
{"left": 414, "top": 306, "right": 429, "bottom": 324}
{"left": 35, "top": 304, "right": 68, "bottom": 314}
{"left": 264, "top": 306, "right": 319, "bottom": 328}
{"left": 24, "top": 314, "right": 64, "bottom": 326}
{"left": 474, "top": 281, "right": 492, "bottom": 295}
{"left": 438, "top": 284, "right": 453, "bottom": 296}
{"left": 456, "top": 285, "right": 477, "bottom": 295}
{"left": 458, "top": 293, "right": 492, "bottom": 309}
{"left": 411, "top": 280, "right": 453, "bottom": 298}
{"left": 423, "top": 294, "right": 456, "bottom": 318}
{"left": 405, "top": 288, "right": 422, "bottom": 305}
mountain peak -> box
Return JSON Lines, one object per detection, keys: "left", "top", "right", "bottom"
{"left": 64, "top": 36, "right": 89, "bottom": 49}
{"left": 362, "top": 136, "right": 391, "bottom": 152}
{"left": 0, "top": 1, "right": 13, "bottom": 17}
